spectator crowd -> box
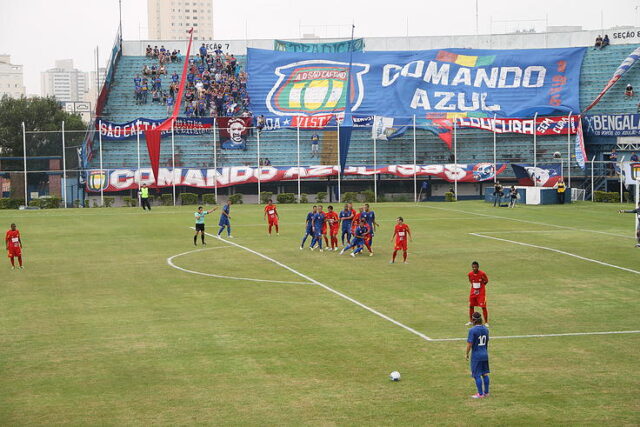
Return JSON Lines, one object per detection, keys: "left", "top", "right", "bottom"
{"left": 134, "top": 43, "right": 250, "bottom": 120}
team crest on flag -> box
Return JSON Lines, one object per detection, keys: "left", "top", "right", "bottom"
{"left": 87, "top": 170, "right": 109, "bottom": 191}
{"left": 266, "top": 60, "right": 370, "bottom": 116}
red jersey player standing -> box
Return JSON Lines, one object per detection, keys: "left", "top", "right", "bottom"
{"left": 390, "top": 217, "right": 412, "bottom": 264}
{"left": 6, "top": 223, "right": 23, "bottom": 270}
{"left": 325, "top": 205, "right": 340, "bottom": 251}
{"left": 467, "top": 261, "right": 489, "bottom": 327}
{"left": 263, "top": 199, "right": 279, "bottom": 235}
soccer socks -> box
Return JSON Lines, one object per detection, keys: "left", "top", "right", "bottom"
{"left": 301, "top": 234, "right": 310, "bottom": 247}
{"left": 17, "top": 256, "right": 22, "bottom": 267}
{"left": 392, "top": 250, "right": 398, "bottom": 262}
{"left": 218, "top": 226, "right": 224, "bottom": 236}
{"left": 227, "top": 226, "right": 231, "bottom": 236}
{"left": 268, "top": 224, "right": 272, "bottom": 234}
{"left": 10, "top": 257, "right": 15, "bottom": 267}
{"left": 482, "top": 375, "right": 490, "bottom": 395}
{"left": 194, "top": 235, "right": 198, "bottom": 245}
{"left": 353, "top": 246, "right": 363, "bottom": 255}
{"left": 275, "top": 224, "right": 279, "bottom": 233}
{"left": 474, "top": 376, "right": 484, "bottom": 395}
{"left": 403, "top": 251, "right": 407, "bottom": 262}
{"left": 310, "top": 236, "right": 317, "bottom": 248}
{"left": 469, "top": 307, "right": 475, "bottom": 322}
{"left": 201, "top": 234, "right": 205, "bottom": 244}
{"left": 482, "top": 308, "right": 489, "bottom": 323}
{"left": 323, "top": 235, "right": 329, "bottom": 247}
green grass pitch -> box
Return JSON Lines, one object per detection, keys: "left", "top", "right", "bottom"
{"left": 1, "top": 201, "right": 638, "bottom": 425}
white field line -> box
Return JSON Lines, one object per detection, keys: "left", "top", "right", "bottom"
{"left": 419, "top": 205, "right": 634, "bottom": 239}
{"left": 200, "top": 229, "right": 434, "bottom": 342}
{"left": 470, "top": 232, "right": 640, "bottom": 275}
{"left": 167, "top": 246, "right": 312, "bottom": 285}
{"left": 430, "top": 330, "right": 640, "bottom": 342}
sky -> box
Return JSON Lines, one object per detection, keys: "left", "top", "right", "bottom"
{"left": 1, "top": 0, "right": 639, "bottom": 95}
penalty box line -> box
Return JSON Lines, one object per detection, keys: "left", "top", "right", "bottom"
{"left": 470, "top": 232, "right": 640, "bottom": 276}
{"left": 201, "top": 229, "right": 434, "bottom": 342}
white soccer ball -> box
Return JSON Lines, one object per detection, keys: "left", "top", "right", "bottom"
{"left": 553, "top": 151, "right": 562, "bottom": 159}
{"left": 389, "top": 371, "right": 401, "bottom": 381}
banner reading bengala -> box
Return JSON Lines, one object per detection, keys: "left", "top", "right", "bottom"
{"left": 247, "top": 47, "right": 585, "bottom": 120}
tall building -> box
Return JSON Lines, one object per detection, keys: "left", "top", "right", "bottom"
{"left": 148, "top": 0, "right": 214, "bottom": 41}
{"left": 0, "top": 55, "right": 26, "bottom": 99}
{"left": 40, "top": 59, "right": 89, "bottom": 103}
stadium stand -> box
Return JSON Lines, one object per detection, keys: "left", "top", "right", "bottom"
{"left": 90, "top": 43, "right": 640, "bottom": 188}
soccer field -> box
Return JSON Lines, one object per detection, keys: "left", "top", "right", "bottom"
{"left": 1, "top": 201, "right": 638, "bottom": 425}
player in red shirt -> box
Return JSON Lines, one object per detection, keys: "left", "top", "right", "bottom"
{"left": 325, "top": 205, "right": 340, "bottom": 251}
{"left": 263, "top": 199, "right": 279, "bottom": 235}
{"left": 390, "top": 217, "right": 412, "bottom": 264}
{"left": 467, "top": 261, "right": 489, "bottom": 327}
{"left": 351, "top": 206, "right": 363, "bottom": 235}
{"left": 5, "top": 223, "right": 23, "bottom": 270}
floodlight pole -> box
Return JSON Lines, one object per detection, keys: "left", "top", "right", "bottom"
{"left": 373, "top": 135, "right": 377, "bottom": 203}
{"left": 619, "top": 155, "right": 625, "bottom": 204}
{"left": 257, "top": 128, "right": 261, "bottom": 204}
{"left": 21, "top": 122, "right": 27, "bottom": 204}
{"left": 454, "top": 118, "right": 458, "bottom": 200}
{"left": 62, "top": 121, "right": 67, "bottom": 208}
{"left": 337, "top": 121, "right": 341, "bottom": 203}
{"left": 591, "top": 155, "right": 596, "bottom": 202}
{"left": 136, "top": 123, "right": 141, "bottom": 206}
{"left": 533, "top": 112, "right": 538, "bottom": 175}
{"left": 171, "top": 122, "right": 176, "bottom": 206}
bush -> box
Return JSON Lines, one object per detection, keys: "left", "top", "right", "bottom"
{"left": 593, "top": 191, "right": 620, "bottom": 203}
{"left": 73, "top": 199, "right": 81, "bottom": 208}
{"left": 300, "top": 193, "right": 308, "bottom": 204}
{"left": 0, "top": 198, "right": 24, "bottom": 209}
{"left": 39, "top": 196, "right": 61, "bottom": 209}
{"left": 360, "top": 189, "right": 376, "bottom": 203}
{"left": 180, "top": 192, "right": 198, "bottom": 205}
{"left": 161, "top": 194, "right": 173, "bottom": 206}
{"left": 229, "top": 193, "right": 243, "bottom": 204}
{"left": 83, "top": 199, "right": 90, "bottom": 208}
{"left": 391, "top": 194, "right": 410, "bottom": 202}
{"left": 277, "top": 193, "right": 296, "bottom": 204}
{"left": 444, "top": 192, "right": 456, "bottom": 202}
{"left": 342, "top": 192, "right": 359, "bottom": 203}
{"left": 624, "top": 191, "right": 631, "bottom": 202}
{"left": 103, "top": 197, "right": 115, "bottom": 207}
{"left": 123, "top": 196, "right": 137, "bottom": 207}
{"left": 260, "top": 191, "right": 273, "bottom": 204}
{"left": 202, "top": 194, "right": 216, "bottom": 205}
{"left": 316, "top": 191, "right": 327, "bottom": 203}
{"left": 28, "top": 199, "right": 42, "bottom": 208}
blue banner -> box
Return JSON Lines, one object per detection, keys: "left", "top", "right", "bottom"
{"left": 247, "top": 47, "right": 585, "bottom": 120}
{"left": 97, "top": 117, "right": 216, "bottom": 140}
{"left": 583, "top": 114, "right": 640, "bottom": 137}
{"left": 274, "top": 39, "right": 365, "bottom": 53}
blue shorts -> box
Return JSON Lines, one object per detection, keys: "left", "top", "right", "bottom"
{"left": 470, "top": 359, "right": 490, "bottom": 378}
{"left": 219, "top": 218, "right": 230, "bottom": 226}
{"left": 352, "top": 238, "right": 364, "bottom": 246}
{"left": 305, "top": 227, "right": 313, "bottom": 235}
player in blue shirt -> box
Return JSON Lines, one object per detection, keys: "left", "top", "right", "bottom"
{"left": 339, "top": 219, "right": 369, "bottom": 256}
{"left": 310, "top": 205, "right": 326, "bottom": 251}
{"left": 300, "top": 205, "right": 317, "bottom": 249}
{"left": 360, "top": 203, "right": 378, "bottom": 255}
{"left": 339, "top": 204, "right": 354, "bottom": 246}
{"left": 466, "top": 311, "right": 490, "bottom": 399}
{"left": 217, "top": 200, "right": 233, "bottom": 238}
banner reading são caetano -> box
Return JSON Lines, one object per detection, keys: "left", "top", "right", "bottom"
{"left": 247, "top": 47, "right": 585, "bottom": 120}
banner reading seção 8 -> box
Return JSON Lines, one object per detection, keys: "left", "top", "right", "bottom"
{"left": 247, "top": 47, "right": 585, "bottom": 119}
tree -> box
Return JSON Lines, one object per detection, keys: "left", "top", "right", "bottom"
{"left": 0, "top": 96, "right": 85, "bottom": 157}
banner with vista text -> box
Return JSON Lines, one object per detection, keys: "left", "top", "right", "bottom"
{"left": 85, "top": 163, "right": 507, "bottom": 192}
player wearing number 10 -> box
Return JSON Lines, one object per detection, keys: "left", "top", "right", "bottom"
{"left": 466, "top": 312, "right": 490, "bottom": 399}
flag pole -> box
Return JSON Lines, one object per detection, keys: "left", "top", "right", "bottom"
{"left": 257, "top": 126, "right": 261, "bottom": 204}
{"left": 413, "top": 114, "right": 417, "bottom": 203}
{"left": 62, "top": 121, "right": 67, "bottom": 208}
{"left": 454, "top": 117, "right": 458, "bottom": 200}
{"left": 296, "top": 123, "right": 301, "bottom": 203}
{"left": 533, "top": 112, "right": 538, "bottom": 178}
{"left": 22, "top": 122, "right": 28, "bottom": 205}
{"left": 136, "top": 123, "right": 141, "bottom": 206}
{"left": 493, "top": 113, "right": 497, "bottom": 183}
{"left": 171, "top": 121, "right": 176, "bottom": 206}
{"left": 619, "top": 155, "right": 625, "bottom": 204}
{"left": 373, "top": 134, "right": 377, "bottom": 203}
{"left": 99, "top": 119, "right": 104, "bottom": 206}
{"left": 567, "top": 112, "right": 572, "bottom": 187}
{"left": 591, "top": 155, "right": 596, "bottom": 202}
{"left": 337, "top": 121, "right": 341, "bottom": 203}
{"left": 213, "top": 119, "right": 218, "bottom": 203}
